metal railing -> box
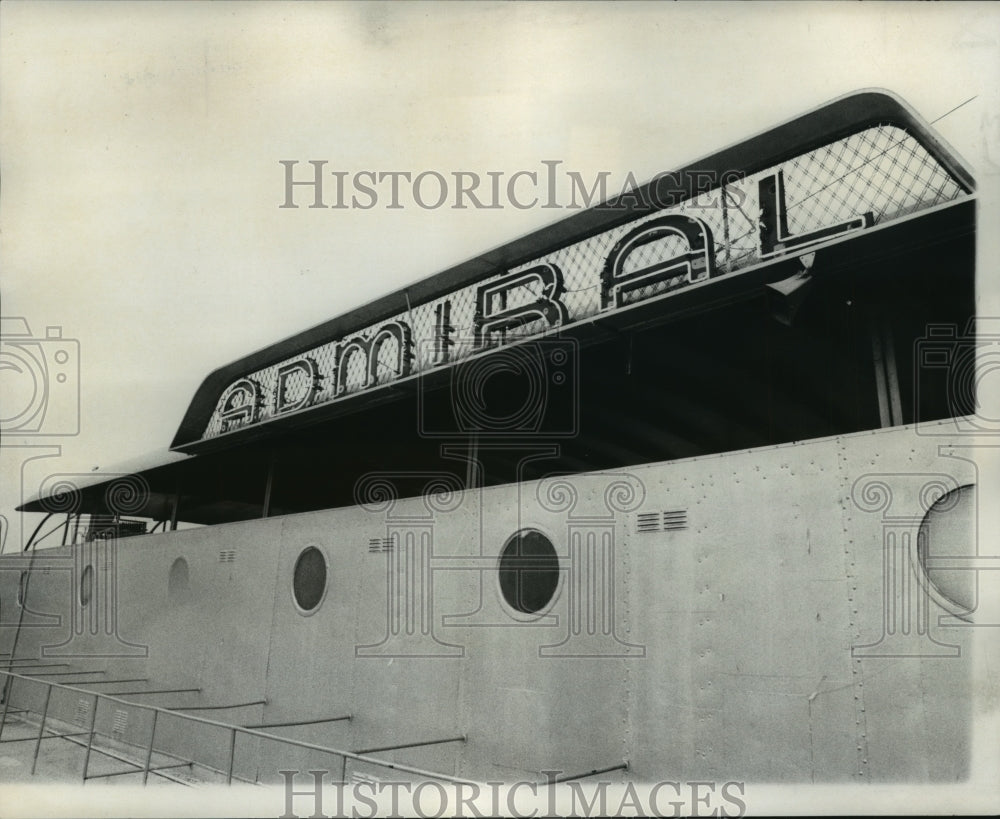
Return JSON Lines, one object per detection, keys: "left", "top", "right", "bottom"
{"left": 0, "top": 668, "right": 476, "bottom": 786}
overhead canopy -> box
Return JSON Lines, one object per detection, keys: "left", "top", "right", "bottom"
{"left": 18, "top": 450, "right": 191, "bottom": 521}
{"left": 16, "top": 447, "right": 281, "bottom": 527}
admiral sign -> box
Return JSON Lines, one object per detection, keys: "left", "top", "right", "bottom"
{"left": 196, "top": 116, "right": 968, "bottom": 445}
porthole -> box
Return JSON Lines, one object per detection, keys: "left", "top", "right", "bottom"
{"left": 917, "top": 484, "right": 976, "bottom": 617}
{"left": 292, "top": 546, "right": 327, "bottom": 614}
{"left": 80, "top": 565, "right": 94, "bottom": 607}
{"left": 498, "top": 529, "right": 561, "bottom": 615}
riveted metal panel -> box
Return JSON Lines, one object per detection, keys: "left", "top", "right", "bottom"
{"left": 0, "top": 425, "right": 976, "bottom": 783}
{"left": 836, "top": 422, "right": 976, "bottom": 782}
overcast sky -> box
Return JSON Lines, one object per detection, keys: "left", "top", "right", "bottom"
{"left": 2, "top": 1, "right": 999, "bottom": 545}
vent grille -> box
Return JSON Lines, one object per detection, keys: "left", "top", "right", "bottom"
{"left": 74, "top": 698, "right": 90, "bottom": 726}
{"left": 218, "top": 549, "right": 237, "bottom": 563}
{"left": 636, "top": 512, "right": 661, "bottom": 533}
{"left": 636, "top": 510, "right": 688, "bottom": 533}
{"left": 368, "top": 536, "right": 396, "bottom": 553}
{"left": 112, "top": 709, "right": 128, "bottom": 738}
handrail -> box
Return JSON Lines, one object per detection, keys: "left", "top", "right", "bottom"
{"left": 0, "top": 668, "right": 475, "bottom": 785}
{"left": 243, "top": 715, "right": 351, "bottom": 729}
{"left": 550, "top": 763, "right": 629, "bottom": 782}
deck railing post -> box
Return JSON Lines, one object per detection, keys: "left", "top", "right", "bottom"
{"left": 226, "top": 727, "right": 237, "bottom": 785}
{"left": 30, "top": 683, "right": 53, "bottom": 775}
{"left": 1, "top": 669, "right": 477, "bottom": 787}
{"left": 0, "top": 675, "right": 12, "bottom": 742}
{"left": 142, "top": 709, "right": 159, "bottom": 785}
{"left": 81, "top": 693, "right": 99, "bottom": 783}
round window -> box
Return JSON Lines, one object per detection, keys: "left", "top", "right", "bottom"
{"left": 498, "top": 529, "right": 560, "bottom": 615}
{"left": 292, "top": 546, "right": 327, "bottom": 613}
{"left": 80, "top": 565, "right": 94, "bottom": 607}
{"left": 918, "top": 484, "right": 975, "bottom": 615}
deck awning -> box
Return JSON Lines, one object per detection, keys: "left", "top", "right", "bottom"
{"left": 17, "top": 449, "right": 192, "bottom": 521}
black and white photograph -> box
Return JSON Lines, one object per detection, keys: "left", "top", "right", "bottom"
{"left": 1, "top": 2, "right": 998, "bottom": 816}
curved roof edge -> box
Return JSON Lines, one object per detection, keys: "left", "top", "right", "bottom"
{"left": 16, "top": 449, "right": 191, "bottom": 513}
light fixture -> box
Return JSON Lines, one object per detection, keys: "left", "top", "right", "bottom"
{"left": 766, "top": 252, "right": 817, "bottom": 326}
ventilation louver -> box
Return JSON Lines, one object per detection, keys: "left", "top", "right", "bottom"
{"left": 636, "top": 510, "right": 688, "bottom": 533}
{"left": 112, "top": 709, "right": 128, "bottom": 738}
{"left": 368, "top": 537, "right": 396, "bottom": 553}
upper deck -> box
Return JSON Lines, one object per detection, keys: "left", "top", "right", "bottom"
{"left": 17, "top": 89, "right": 977, "bottom": 532}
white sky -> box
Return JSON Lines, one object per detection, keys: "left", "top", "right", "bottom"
{"left": 0, "top": 2, "right": 999, "bottom": 813}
